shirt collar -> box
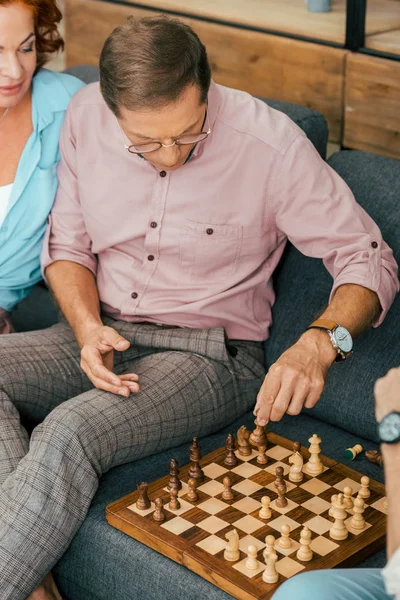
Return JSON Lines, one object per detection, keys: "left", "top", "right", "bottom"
{"left": 32, "top": 68, "right": 74, "bottom": 132}
{"left": 191, "top": 80, "right": 220, "bottom": 161}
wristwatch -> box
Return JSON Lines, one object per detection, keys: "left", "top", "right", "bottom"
{"left": 378, "top": 411, "right": 400, "bottom": 444}
{"left": 306, "top": 318, "right": 353, "bottom": 362}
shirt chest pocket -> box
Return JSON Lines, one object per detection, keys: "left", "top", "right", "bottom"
{"left": 179, "top": 219, "right": 242, "bottom": 280}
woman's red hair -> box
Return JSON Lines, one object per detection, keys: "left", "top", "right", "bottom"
{"left": 0, "top": 0, "right": 64, "bottom": 71}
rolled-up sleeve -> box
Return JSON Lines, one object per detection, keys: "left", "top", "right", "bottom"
{"left": 272, "top": 132, "right": 399, "bottom": 326}
{"left": 41, "top": 105, "right": 97, "bottom": 278}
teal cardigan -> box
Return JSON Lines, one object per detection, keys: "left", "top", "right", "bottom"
{"left": 0, "top": 68, "right": 85, "bottom": 312}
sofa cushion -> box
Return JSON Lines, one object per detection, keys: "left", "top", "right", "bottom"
{"left": 265, "top": 151, "right": 400, "bottom": 442}
{"left": 53, "top": 410, "right": 384, "bottom": 600}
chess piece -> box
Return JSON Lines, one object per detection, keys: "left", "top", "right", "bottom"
{"left": 224, "top": 433, "right": 238, "bottom": 467}
{"left": 168, "top": 485, "right": 181, "bottom": 511}
{"left": 365, "top": 449, "right": 383, "bottom": 467}
{"left": 187, "top": 477, "right": 199, "bottom": 502}
{"left": 237, "top": 425, "right": 252, "bottom": 456}
{"left": 343, "top": 486, "right": 354, "bottom": 509}
{"left": 245, "top": 545, "right": 259, "bottom": 570}
{"left": 263, "top": 535, "right": 275, "bottom": 563}
{"left": 168, "top": 458, "right": 182, "bottom": 491}
{"left": 274, "top": 466, "right": 286, "bottom": 491}
{"left": 222, "top": 475, "right": 234, "bottom": 500}
{"left": 351, "top": 497, "right": 366, "bottom": 530}
{"left": 152, "top": 497, "right": 166, "bottom": 522}
{"left": 329, "top": 493, "right": 348, "bottom": 540}
{"left": 262, "top": 551, "right": 279, "bottom": 584}
{"left": 259, "top": 496, "right": 272, "bottom": 520}
{"left": 289, "top": 441, "right": 304, "bottom": 483}
{"left": 358, "top": 476, "right": 371, "bottom": 499}
{"left": 136, "top": 482, "right": 151, "bottom": 510}
{"left": 305, "top": 433, "right": 324, "bottom": 475}
{"left": 249, "top": 420, "right": 268, "bottom": 449}
{"left": 329, "top": 494, "right": 338, "bottom": 518}
{"left": 344, "top": 444, "right": 363, "bottom": 461}
{"left": 382, "top": 497, "right": 388, "bottom": 511}
{"left": 188, "top": 437, "right": 204, "bottom": 482}
{"left": 275, "top": 482, "right": 288, "bottom": 508}
{"left": 296, "top": 526, "right": 313, "bottom": 561}
{"left": 224, "top": 529, "right": 240, "bottom": 562}
{"left": 257, "top": 444, "right": 268, "bottom": 465}
{"left": 278, "top": 524, "right": 292, "bottom": 549}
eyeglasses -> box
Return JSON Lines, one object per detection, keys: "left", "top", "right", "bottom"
{"left": 117, "top": 112, "right": 211, "bottom": 154}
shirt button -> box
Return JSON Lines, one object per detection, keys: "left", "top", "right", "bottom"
{"left": 131, "top": 292, "right": 138, "bottom": 299}
{"left": 150, "top": 221, "right": 158, "bottom": 228}
{"left": 148, "top": 255, "right": 155, "bottom": 261}
{"left": 371, "top": 241, "right": 378, "bottom": 249}
{"left": 206, "top": 228, "right": 214, "bottom": 235}
{"left": 160, "top": 171, "right": 167, "bottom": 178}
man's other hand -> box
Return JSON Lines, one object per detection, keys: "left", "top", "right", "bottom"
{"left": 80, "top": 325, "right": 139, "bottom": 397}
{"left": 253, "top": 329, "right": 336, "bottom": 425}
{"left": 374, "top": 367, "right": 400, "bottom": 423}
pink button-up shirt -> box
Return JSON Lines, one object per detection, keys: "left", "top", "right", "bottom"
{"left": 41, "top": 81, "right": 399, "bottom": 341}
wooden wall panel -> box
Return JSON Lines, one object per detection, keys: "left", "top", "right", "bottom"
{"left": 66, "top": 0, "right": 346, "bottom": 142}
{"left": 344, "top": 53, "right": 400, "bottom": 159}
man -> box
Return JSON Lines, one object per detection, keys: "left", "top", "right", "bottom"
{"left": 272, "top": 367, "right": 400, "bottom": 600}
{"left": 0, "top": 15, "right": 398, "bottom": 600}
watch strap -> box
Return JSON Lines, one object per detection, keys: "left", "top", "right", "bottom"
{"left": 307, "top": 318, "right": 338, "bottom": 332}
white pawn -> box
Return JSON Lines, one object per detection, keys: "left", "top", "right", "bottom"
{"left": 245, "top": 545, "right": 259, "bottom": 570}
{"left": 296, "top": 526, "right": 313, "bottom": 562}
{"left": 330, "top": 494, "right": 348, "bottom": 541}
{"left": 262, "top": 551, "right": 279, "bottom": 584}
{"left": 343, "top": 486, "right": 354, "bottom": 509}
{"left": 259, "top": 496, "right": 272, "bottom": 520}
{"left": 263, "top": 534, "right": 276, "bottom": 564}
{"left": 351, "top": 497, "right": 366, "bottom": 530}
{"left": 358, "top": 476, "right": 370, "bottom": 499}
{"left": 278, "top": 524, "right": 292, "bottom": 549}
{"left": 329, "top": 494, "right": 338, "bottom": 517}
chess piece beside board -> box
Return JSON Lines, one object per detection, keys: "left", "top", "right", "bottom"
{"left": 106, "top": 426, "right": 387, "bottom": 600}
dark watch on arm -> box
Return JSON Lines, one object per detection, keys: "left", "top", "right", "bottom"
{"left": 378, "top": 412, "right": 400, "bottom": 445}
{"left": 306, "top": 318, "right": 353, "bottom": 362}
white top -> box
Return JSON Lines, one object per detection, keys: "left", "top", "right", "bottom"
{"left": 0, "top": 183, "right": 13, "bottom": 228}
{"left": 382, "top": 547, "right": 400, "bottom": 599}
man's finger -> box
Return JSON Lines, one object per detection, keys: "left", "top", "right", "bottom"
{"left": 287, "top": 378, "right": 309, "bottom": 416}
{"left": 269, "top": 381, "right": 295, "bottom": 421}
{"left": 89, "top": 373, "right": 131, "bottom": 397}
{"left": 84, "top": 347, "right": 123, "bottom": 386}
{"left": 304, "top": 378, "right": 325, "bottom": 409}
{"left": 255, "top": 367, "right": 282, "bottom": 425}
{"left": 102, "top": 328, "right": 131, "bottom": 351}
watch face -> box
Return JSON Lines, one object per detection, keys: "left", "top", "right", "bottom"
{"left": 334, "top": 326, "right": 353, "bottom": 353}
{"left": 379, "top": 412, "right": 400, "bottom": 443}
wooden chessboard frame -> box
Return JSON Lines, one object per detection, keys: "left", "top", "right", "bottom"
{"left": 106, "top": 432, "right": 386, "bottom": 600}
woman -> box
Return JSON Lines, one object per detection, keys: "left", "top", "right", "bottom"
{"left": 0, "top": 0, "right": 84, "bottom": 335}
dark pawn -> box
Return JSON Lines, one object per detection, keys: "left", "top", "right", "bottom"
{"left": 222, "top": 475, "right": 234, "bottom": 500}
{"left": 169, "top": 486, "right": 181, "bottom": 511}
{"left": 153, "top": 497, "right": 166, "bottom": 522}
{"left": 136, "top": 482, "right": 151, "bottom": 510}
{"left": 275, "top": 482, "right": 288, "bottom": 508}
{"left": 275, "top": 466, "right": 286, "bottom": 492}
{"left": 168, "top": 458, "right": 182, "bottom": 491}
{"left": 187, "top": 478, "right": 199, "bottom": 502}
{"left": 224, "top": 433, "right": 238, "bottom": 467}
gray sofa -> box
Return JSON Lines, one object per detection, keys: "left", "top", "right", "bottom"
{"left": 12, "top": 66, "right": 400, "bottom": 599}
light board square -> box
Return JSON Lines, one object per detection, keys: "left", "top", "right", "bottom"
{"left": 239, "top": 534, "right": 266, "bottom": 553}
{"left": 370, "top": 497, "right": 388, "bottom": 515}
{"left": 196, "top": 534, "right": 227, "bottom": 555}
{"left": 276, "top": 556, "right": 305, "bottom": 578}
{"left": 302, "top": 464, "right": 329, "bottom": 477}
{"left": 231, "top": 462, "right": 262, "bottom": 478}
{"left": 163, "top": 481, "right": 189, "bottom": 498}
{"left": 164, "top": 498, "right": 193, "bottom": 516}
{"left": 265, "top": 445, "right": 293, "bottom": 460}
{"left": 265, "top": 461, "right": 290, "bottom": 476}
{"left": 203, "top": 463, "right": 228, "bottom": 479}
{"left": 310, "top": 535, "right": 339, "bottom": 556}
{"left": 303, "top": 515, "right": 332, "bottom": 535}
{"left": 197, "top": 515, "right": 227, "bottom": 534}
{"left": 300, "top": 478, "right": 331, "bottom": 495}
{"left": 161, "top": 516, "right": 193, "bottom": 535}
{"left": 235, "top": 449, "right": 258, "bottom": 462}
{"left": 232, "top": 557, "right": 265, "bottom": 578}
{"left": 301, "top": 496, "right": 332, "bottom": 515}
{"left": 334, "top": 478, "right": 362, "bottom": 494}
{"left": 270, "top": 498, "right": 299, "bottom": 515}
{"left": 274, "top": 537, "right": 300, "bottom": 557}
{"left": 198, "top": 480, "right": 225, "bottom": 497}
{"left": 233, "top": 515, "right": 264, "bottom": 534}
{"left": 268, "top": 515, "right": 301, "bottom": 533}
{"left": 232, "top": 497, "right": 261, "bottom": 514}
{"left": 127, "top": 501, "right": 155, "bottom": 517}
{"left": 233, "top": 479, "right": 262, "bottom": 496}
{"left": 197, "top": 498, "right": 228, "bottom": 515}
{"left": 344, "top": 517, "right": 372, "bottom": 536}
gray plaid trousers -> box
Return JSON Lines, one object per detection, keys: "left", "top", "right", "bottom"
{"left": 0, "top": 319, "right": 265, "bottom": 599}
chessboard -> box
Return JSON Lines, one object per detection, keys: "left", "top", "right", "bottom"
{"left": 106, "top": 430, "right": 387, "bottom": 600}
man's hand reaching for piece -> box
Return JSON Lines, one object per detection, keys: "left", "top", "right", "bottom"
{"left": 80, "top": 325, "right": 140, "bottom": 397}
{"left": 253, "top": 329, "right": 336, "bottom": 425}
